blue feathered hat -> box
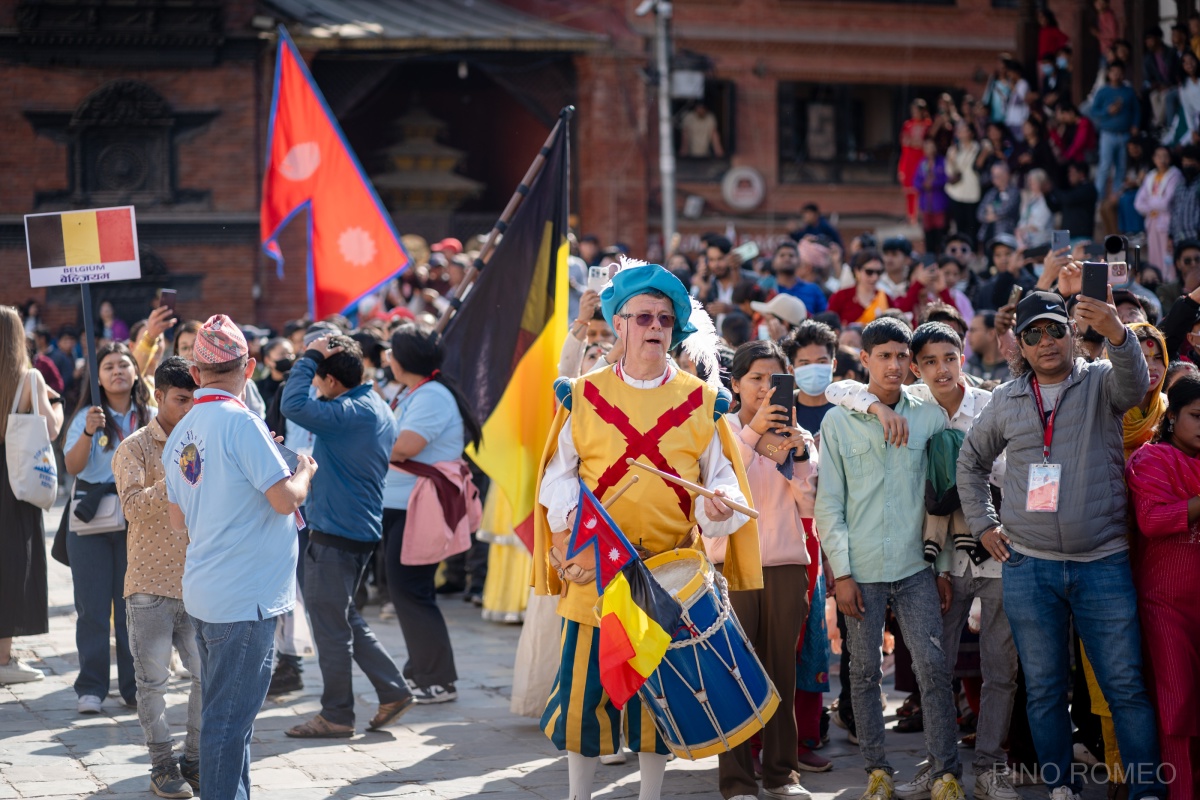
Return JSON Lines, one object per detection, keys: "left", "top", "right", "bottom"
{"left": 599, "top": 258, "right": 697, "bottom": 350}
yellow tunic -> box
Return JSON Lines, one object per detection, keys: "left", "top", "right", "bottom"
{"left": 532, "top": 367, "right": 761, "bottom": 625}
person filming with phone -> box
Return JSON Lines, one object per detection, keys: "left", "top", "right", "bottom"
{"left": 957, "top": 289, "right": 1164, "bottom": 800}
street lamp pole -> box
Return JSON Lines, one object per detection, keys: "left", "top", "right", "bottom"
{"left": 653, "top": 1, "right": 677, "bottom": 255}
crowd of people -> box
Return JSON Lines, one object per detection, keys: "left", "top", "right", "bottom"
{"left": 890, "top": 4, "right": 1200, "bottom": 289}
{"left": 3, "top": 40, "right": 1200, "bottom": 793}
{"left": 1, "top": 208, "right": 1194, "bottom": 800}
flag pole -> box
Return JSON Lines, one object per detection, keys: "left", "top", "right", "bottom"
{"left": 435, "top": 105, "right": 574, "bottom": 333}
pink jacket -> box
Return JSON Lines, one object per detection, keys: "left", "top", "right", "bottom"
{"left": 399, "top": 459, "right": 482, "bottom": 566}
{"left": 704, "top": 414, "right": 816, "bottom": 568}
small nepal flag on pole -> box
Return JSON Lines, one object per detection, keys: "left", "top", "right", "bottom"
{"left": 260, "top": 26, "right": 408, "bottom": 320}
{"left": 567, "top": 479, "right": 683, "bottom": 708}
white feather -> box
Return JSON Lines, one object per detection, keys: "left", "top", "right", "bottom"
{"left": 617, "top": 254, "right": 650, "bottom": 272}
{"left": 681, "top": 297, "right": 721, "bottom": 388}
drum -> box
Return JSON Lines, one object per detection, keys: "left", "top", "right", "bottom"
{"left": 637, "top": 549, "right": 779, "bottom": 760}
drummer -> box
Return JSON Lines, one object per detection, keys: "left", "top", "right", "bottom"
{"left": 535, "top": 259, "right": 763, "bottom": 800}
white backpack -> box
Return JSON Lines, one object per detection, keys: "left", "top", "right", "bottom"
{"left": 6, "top": 370, "right": 58, "bottom": 510}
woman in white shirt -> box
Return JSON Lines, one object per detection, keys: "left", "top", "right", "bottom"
{"left": 1016, "top": 169, "right": 1052, "bottom": 249}
{"left": 946, "top": 122, "right": 983, "bottom": 245}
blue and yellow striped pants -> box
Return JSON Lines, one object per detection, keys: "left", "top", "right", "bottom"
{"left": 540, "top": 619, "right": 669, "bottom": 757}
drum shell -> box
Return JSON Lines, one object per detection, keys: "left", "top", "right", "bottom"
{"left": 638, "top": 549, "right": 779, "bottom": 760}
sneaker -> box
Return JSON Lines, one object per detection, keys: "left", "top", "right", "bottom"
{"left": 599, "top": 751, "right": 627, "bottom": 765}
{"left": 1049, "top": 786, "right": 1081, "bottom": 800}
{"left": 0, "top": 657, "right": 45, "bottom": 684}
{"left": 974, "top": 769, "right": 1020, "bottom": 800}
{"left": 379, "top": 601, "right": 396, "bottom": 621}
{"left": 930, "top": 775, "right": 966, "bottom": 800}
{"left": 412, "top": 683, "right": 457, "bottom": 704}
{"left": 830, "top": 699, "right": 859, "bottom": 744}
{"left": 765, "top": 783, "right": 813, "bottom": 799}
{"left": 863, "top": 769, "right": 895, "bottom": 800}
{"left": 150, "top": 762, "right": 193, "bottom": 799}
{"left": 266, "top": 660, "right": 303, "bottom": 697}
{"left": 77, "top": 694, "right": 103, "bottom": 714}
{"left": 1071, "top": 742, "right": 1099, "bottom": 767}
{"left": 796, "top": 748, "right": 832, "bottom": 773}
{"left": 896, "top": 761, "right": 934, "bottom": 800}
{"left": 178, "top": 756, "right": 199, "bottom": 792}
{"left": 464, "top": 591, "right": 483, "bottom": 606}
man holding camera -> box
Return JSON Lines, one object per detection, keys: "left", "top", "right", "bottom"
{"left": 957, "top": 290, "right": 1163, "bottom": 800}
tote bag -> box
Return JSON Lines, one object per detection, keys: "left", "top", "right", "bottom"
{"left": 5, "top": 370, "right": 58, "bottom": 510}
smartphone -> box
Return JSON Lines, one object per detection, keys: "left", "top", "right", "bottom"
{"left": 732, "top": 241, "right": 760, "bottom": 264}
{"left": 1051, "top": 230, "right": 1070, "bottom": 253}
{"left": 275, "top": 441, "right": 302, "bottom": 474}
{"left": 1107, "top": 260, "right": 1129, "bottom": 286}
{"left": 159, "top": 288, "right": 177, "bottom": 313}
{"left": 1007, "top": 285, "right": 1024, "bottom": 308}
{"left": 768, "top": 374, "right": 795, "bottom": 431}
{"left": 587, "top": 266, "right": 608, "bottom": 293}
{"left": 1022, "top": 243, "right": 1051, "bottom": 261}
{"left": 1081, "top": 261, "right": 1109, "bottom": 301}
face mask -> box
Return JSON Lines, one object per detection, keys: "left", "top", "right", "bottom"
{"left": 1056, "top": 56, "right": 1069, "bottom": 70}
{"left": 1040, "top": 63, "right": 1054, "bottom": 76}
{"left": 955, "top": 279, "right": 969, "bottom": 293}
{"left": 794, "top": 362, "right": 834, "bottom": 396}
{"left": 274, "top": 356, "right": 295, "bottom": 373}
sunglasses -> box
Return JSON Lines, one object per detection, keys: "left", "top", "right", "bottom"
{"left": 862, "top": 268, "right": 884, "bottom": 277}
{"left": 1020, "top": 321, "right": 1068, "bottom": 346}
{"left": 619, "top": 312, "right": 676, "bottom": 329}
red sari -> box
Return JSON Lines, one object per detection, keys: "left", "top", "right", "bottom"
{"left": 1125, "top": 442, "right": 1200, "bottom": 799}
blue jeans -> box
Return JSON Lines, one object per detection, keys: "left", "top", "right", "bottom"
{"left": 1096, "top": 131, "right": 1129, "bottom": 197}
{"left": 193, "top": 617, "right": 276, "bottom": 800}
{"left": 304, "top": 539, "right": 410, "bottom": 726}
{"left": 1002, "top": 550, "right": 1163, "bottom": 798}
{"left": 843, "top": 569, "right": 961, "bottom": 779}
{"left": 127, "top": 595, "right": 201, "bottom": 766}
{"left": 67, "top": 528, "right": 135, "bottom": 701}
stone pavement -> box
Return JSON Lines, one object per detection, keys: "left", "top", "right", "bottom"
{"left": 1, "top": 502, "right": 1100, "bottom": 800}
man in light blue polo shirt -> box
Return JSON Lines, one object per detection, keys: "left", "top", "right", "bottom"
{"left": 164, "top": 315, "right": 316, "bottom": 800}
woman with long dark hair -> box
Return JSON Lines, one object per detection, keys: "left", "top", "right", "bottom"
{"left": 0, "top": 307, "right": 62, "bottom": 684}
{"left": 62, "top": 341, "right": 152, "bottom": 713}
{"left": 382, "top": 324, "right": 482, "bottom": 703}
{"left": 1125, "top": 375, "right": 1200, "bottom": 797}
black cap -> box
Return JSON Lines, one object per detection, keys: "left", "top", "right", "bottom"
{"left": 1015, "top": 291, "right": 1070, "bottom": 334}
{"left": 881, "top": 236, "right": 912, "bottom": 255}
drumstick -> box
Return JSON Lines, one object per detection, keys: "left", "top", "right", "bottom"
{"left": 625, "top": 458, "right": 760, "bottom": 520}
{"left": 601, "top": 475, "right": 638, "bottom": 510}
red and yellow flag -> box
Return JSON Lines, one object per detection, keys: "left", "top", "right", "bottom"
{"left": 441, "top": 119, "right": 570, "bottom": 551}
{"left": 568, "top": 480, "right": 683, "bottom": 708}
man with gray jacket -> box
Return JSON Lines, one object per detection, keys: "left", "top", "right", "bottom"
{"left": 957, "top": 289, "right": 1163, "bottom": 800}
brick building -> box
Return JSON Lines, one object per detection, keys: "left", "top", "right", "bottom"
{"left": 2, "top": 0, "right": 1129, "bottom": 330}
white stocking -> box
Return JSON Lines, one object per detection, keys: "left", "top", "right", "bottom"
{"left": 637, "top": 752, "right": 669, "bottom": 800}
{"left": 567, "top": 751, "right": 598, "bottom": 800}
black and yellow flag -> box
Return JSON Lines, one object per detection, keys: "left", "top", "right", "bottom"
{"left": 442, "top": 121, "right": 570, "bottom": 551}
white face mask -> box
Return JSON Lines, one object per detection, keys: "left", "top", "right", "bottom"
{"left": 794, "top": 362, "right": 834, "bottom": 396}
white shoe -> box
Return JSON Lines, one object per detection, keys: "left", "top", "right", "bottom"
{"left": 896, "top": 761, "right": 934, "bottom": 800}
{"left": 0, "top": 657, "right": 45, "bottom": 684}
{"left": 863, "top": 769, "right": 896, "bottom": 800}
{"left": 974, "top": 769, "right": 1020, "bottom": 800}
{"left": 380, "top": 602, "right": 396, "bottom": 621}
{"left": 169, "top": 649, "right": 191, "bottom": 679}
{"left": 1071, "top": 742, "right": 1099, "bottom": 767}
{"left": 1048, "top": 786, "right": 1080, "bottom": 800}
{"left": 765, "top": 783, "right": 813, "bottom": 799}
{"left": 77, "top": 695, "right": 103, "bottom": 714}
{"left": 599, "top": 751, "right": 627, "bottom": 765}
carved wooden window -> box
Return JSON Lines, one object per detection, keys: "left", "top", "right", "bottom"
{"left": 70, "top": 80, "right": 173, "bottom": 205}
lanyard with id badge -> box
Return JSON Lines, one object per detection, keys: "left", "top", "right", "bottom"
{"left": 1027, "top": 377, "right": 1062, "bottom": 512}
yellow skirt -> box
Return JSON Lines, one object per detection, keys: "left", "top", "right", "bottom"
{"left": 479, "top": 487, "right": 530, "bottom": 623}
